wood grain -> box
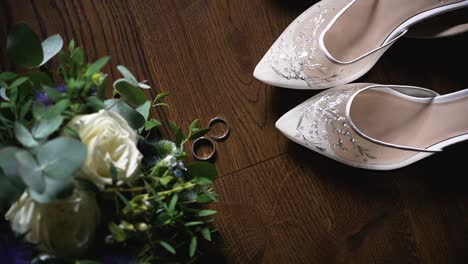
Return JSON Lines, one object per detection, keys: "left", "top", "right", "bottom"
{"left": 1, "top": 1, "right": 468, "bottom": 263}
{"left": 212, "top": 144, "right": 468, "bottom": 263}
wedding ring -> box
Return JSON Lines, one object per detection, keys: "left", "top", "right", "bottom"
{"left": 191, "top": 137, "right": 216, "bottom": 161}
{"left": 208, "top": 117, "right": 230, "bottom": 141}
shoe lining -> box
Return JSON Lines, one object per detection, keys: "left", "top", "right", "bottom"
{"left": 323, "top": 0, "right": 462, "bottom": 62}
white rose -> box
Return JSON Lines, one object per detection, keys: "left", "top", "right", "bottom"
{"left": 5, "top": 186, "right": 100, "bottom": 257}
{"left": 68, "top": 110, "right": 143, "bottom": 188}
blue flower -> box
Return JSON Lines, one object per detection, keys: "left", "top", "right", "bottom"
{"left": 54, "top": 84, "right": 67, "bottom": 93}
{"left": 34, "top": 90, "right": 52, "bottom": 105}
{"left": 173, "top": 169, "right": 183, "bottom": 178}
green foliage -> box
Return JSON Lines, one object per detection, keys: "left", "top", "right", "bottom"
{"left": 1, "top": 22, "right": 221, "bottom": 264}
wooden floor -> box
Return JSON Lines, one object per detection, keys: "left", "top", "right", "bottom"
{"left": 2, "top": 1, "right": 468, "bottom": 263}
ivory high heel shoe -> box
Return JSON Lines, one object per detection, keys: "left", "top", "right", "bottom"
{"left": 276, "top": 83, "right": 468, "bottom": 170}
{"left": 254, "top": 0, "right": 468, "bottom": 90}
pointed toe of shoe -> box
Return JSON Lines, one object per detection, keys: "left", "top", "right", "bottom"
{"left": 275, "top": 108, "right": 300, "bottom": 140}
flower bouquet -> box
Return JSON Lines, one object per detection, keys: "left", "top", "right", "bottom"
{"left": 0, "top": 23, "right": 221, "bottom": 263}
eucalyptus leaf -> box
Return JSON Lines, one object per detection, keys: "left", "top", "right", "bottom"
{"left": 136, "top": 100, "right": 151, "bottom": 120}
{"left": 7, "top": 22, "right": 43, "bottom": 68}
{"left": 39, "top": 34, "right": 63, "bottom": 66}
{"left": 138, "top": 82, "right": 151, "bottom": 89}
{"left": 0, "top": 171, "right": 23, "bottom": 212}
{"left": 28, "top": 176, "right": 74, "bottom": 203}
{"left": 15, "top": 122, "right": 38, "bottom": 148}
{"left": 43, "top": 99, "right": 69, "bottom": 119}
{"left": 35, "top": 137, "right": 86, "bottom": 180}
{"left": 113, "top": 79, "right": 147, "bottom": 107}
{"left": 0, "top": 87, "right": 8, "bottom": 101}
{"left": 105, "top": 99, "right": 145, "bottom": 130}
{"left": 32, "top": 101, "right": 46, "bottom": 120}
{"left": 117, "top": 65, "right": 138, "bottom": 85}
{"left": 32, "top": 115, "right": 64, "bottom": 139}
{"left": 0, "top": 147, "right": 21, "bottom": 178}
{"left": 16, "top": 150, "right": 45, "bottom": 193}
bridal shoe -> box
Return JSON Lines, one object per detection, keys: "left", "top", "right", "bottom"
{"left": 276, "top": 83, "right": 468, "bottom": 170}
{"left": 254, "top": 0, "right": 468, "bottom": 90}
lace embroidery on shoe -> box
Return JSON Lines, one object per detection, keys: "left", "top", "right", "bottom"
{"left": 264, "top": 10, "right": 340, "bottom": 87}
{"left": 295, "top": 88, "right": 376, "bottom": 162}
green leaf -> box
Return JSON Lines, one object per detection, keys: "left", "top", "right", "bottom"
{"left": 154, "top": 92, "right": 170, "bottom": 102}
{"left": 86, "top": 56, "right": 110, "bottom": 76}
{"left": 136, "top": 100, "right": 151, "bottom": 120}
{"left": 105, "top": 99, "right": 145, "bottom": 130}
{"left": 153, "top": 102, "right": 169, "bottom": 108}
{"left": 184, "top": 221, "right": 204, "bottom": 227}
{"left": 25, "top": 72, "right": 53, "bottom": 86}
{"left": 16, "top": 150, "right": 45, "bottom": 193}
{"left": 168, "top": 193, "right": 178, "bottom": 212}
{"left": 0, "top": 147, "right": 21, "bottom": 179}
{"left": 189, "top": 128, "right": 211, "bottom": 140}
{"left": 0, "top": 72, "right": 17, "bottom": 82}
{"left": 42, "top": 85, "right": 63, "bottom": 102}
{"left": 35, "top": 137, "right": 86, "bottom": 180}
{"left": 15, "top": 122, "right": 38, "bottom": 148}
{"left": 197, "top": 193, "right": 214, "bottom": 203}
{"left": 32, "top": 101, "right": 47, "bottom": 120}
{"left": 159, "top": 241, "right": 176, "bottom": 255}
{"left": 85, "top": 96, "right": 105, "bottom": 111}
{"left": 195, "top": 177, "right": 213, "bottom": 186}
{"left": 32, "top": 115, "right": 64, "bottom": 139}
{"left": 7, "top": 22, "right": 43, "bottom": 68}
{"left": 113, "top": 79, "right": 147, "bottom": 107}
{"left": 9, "top": 76, "right": 29, "bottom": 90}
{"left": 201, "top": 227, "right": 212, "bottom": 241}
{"left": 187, "top": 162, "right": 218, "bottom": 181}
{"left": 197, "top": 209, "right": 217, "bottom": 217}
{"left": 39, "top": 34, "right": 63, "bottom": 66}
{"left": 144, "top": 119, "right": 161, "bottom": 131}
{"left": 189, "top": 119, "right": 199, "bottom": 132}
{"left": 169, "top": 121, "right": 184, "bottom": 147}
{"left": 117, "top": 65, "right": 138, "bottom": 85}
{"left": 28, "top": 174, "right": 74, "bottom": 203}
{"left": 109, "top": 222, "right": 126, "bottom": 242}
{"left": 43, "top": 99, "right": 69, "bottom": 119}
{"left": 189, "top": 236, "right": 197, "bottom": 257}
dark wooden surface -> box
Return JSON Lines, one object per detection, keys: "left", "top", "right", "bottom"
{"left": 2, "top": 1, "right": 468, "bottom": 263}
